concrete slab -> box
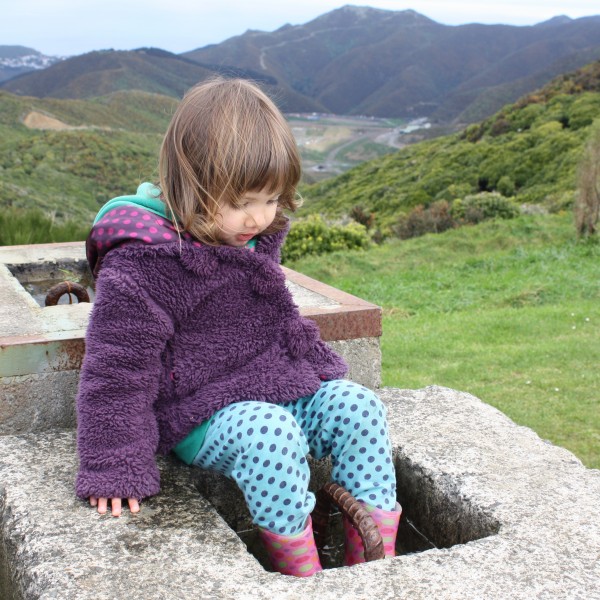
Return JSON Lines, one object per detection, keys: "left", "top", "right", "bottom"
{"left": 1, "top": 386, "right": 599, "bottom": 599}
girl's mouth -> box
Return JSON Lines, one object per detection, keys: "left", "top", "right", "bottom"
{"left": 236, "top": 233, "right": 256, "bottom": 242}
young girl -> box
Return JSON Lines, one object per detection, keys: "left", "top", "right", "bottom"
{"left": 76, "top": 77, "right": 401, "bottom": 577}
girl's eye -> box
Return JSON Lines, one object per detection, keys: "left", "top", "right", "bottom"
{"left": 268, "top": 197, "right": 280, "bottom": 205}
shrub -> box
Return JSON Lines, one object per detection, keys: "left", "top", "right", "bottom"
{"left": 496, "top": 175, "right": 516, "bottom": 197}
{"left": 452, "top": 192, "right": 520, "bottom": 224}
{"left": 281, "top": 215, "right": 370, "bottom": 263}
{"left": 574, "top": 120, "right": 600, "bottom": 237}
{"left": 392, "top": 200, "right": 456, "bottom": 239}
{"left": 350, "top": 204, "right": 375, "bottom": 230}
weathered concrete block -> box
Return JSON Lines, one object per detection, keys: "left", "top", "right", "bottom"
{"left": 0, "top": 371, "right": 78, "bottom": 435}
{"left": 1, "top": 386, "right": 599, "bottom": 599}
{"left": 329, "top": 336, "right": 381, "bottom": 389}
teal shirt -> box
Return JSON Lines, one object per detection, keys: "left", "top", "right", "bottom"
{"left": 172, "top": 419, "right": 213, "bottom": 464}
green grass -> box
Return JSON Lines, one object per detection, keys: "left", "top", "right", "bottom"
{"left": 286, "top": 214, "right": 600, "bottom": 469}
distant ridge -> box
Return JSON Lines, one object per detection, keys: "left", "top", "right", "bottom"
{"left": 0, "top": 45, "right": 64, "bottom": 83}
{"left": 1, "top": 48, "right": 216, "bottom": 99}
{"left": 2, "top": 6, "right": 600, "bottom": 123}
{"left": 182, "top": 5, "right": 600, "bottom": 121}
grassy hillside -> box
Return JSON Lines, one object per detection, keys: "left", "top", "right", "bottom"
{"left": 286, "top": 213, "right": 600, "bottom": 469}
{"left": 299, "top": 61, "right": 600, "bottom": 229}
{"left": 0, "top": 90, "right": 175, "bottom": 223}
{"left": 1, "top": 60, "right": 598, "bottom": 232}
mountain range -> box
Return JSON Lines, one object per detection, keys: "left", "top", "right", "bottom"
{"left": 0, "top": 45, "right": 64, "bottom": 83}
{"left": 2, "top": 6, "right": 600, "bottom": 124}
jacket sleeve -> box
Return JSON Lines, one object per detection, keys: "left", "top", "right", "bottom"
{"left": 75, "top": 261, "right": 175, "bottom": 500}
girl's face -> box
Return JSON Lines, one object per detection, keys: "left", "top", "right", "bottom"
{"left": 216, "top": 188, "right": 280, "bottom": 246}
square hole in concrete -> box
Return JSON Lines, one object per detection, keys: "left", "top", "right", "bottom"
{"left": 192, "top": 452, "right": 500, "bottom": 571}
{"left": 7, "top": 259, "right": 95, "bottom": 307}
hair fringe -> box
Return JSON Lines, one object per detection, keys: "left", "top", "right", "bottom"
{"left": 158, "top": 77, "right": 302, "bottom": 245}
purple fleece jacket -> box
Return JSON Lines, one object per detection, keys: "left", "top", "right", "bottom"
{"left": 76, "top": 207, "right": 347, "bottom": 501}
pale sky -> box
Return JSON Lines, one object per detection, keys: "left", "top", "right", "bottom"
{"left": 2, "top": 0, "right": 599, "bottom": 57}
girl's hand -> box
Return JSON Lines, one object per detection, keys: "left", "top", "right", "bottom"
{"left": 89, "top": 496, "right": 140, "bottom": 517}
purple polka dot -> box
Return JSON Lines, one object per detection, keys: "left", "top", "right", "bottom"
{"left": 97, "top": 241, "right": 103, "bottom": 249}
{"left": 109, "top": 209, "right": 117, "bottom": 216}
{"left": 97, "top": 227, "right": 104, "bottom": 235}
{"left": 108, "top": 228, "right": 114, "bottom": 235}
{"left": 142, "top": 214, "right": 151, "bottom": 220}
{"left": 112, "top": 218, "right": 119, "bottom": 223}
{"left": 119, "top": 209, "right": 127, "bottom": 215}
{"left": 143, "top": 236, "right": 152, "bottom": 243}
{"left": 130, "top": 211, "right": 139, "bottom": 216}
{"left": 123, "top": 219, "right": 131, "bottom": 225}
{"left": 163, "top": 232, "right": 172, "bottom": 240}
{"left": 118, "top": 229, "right": 125, "bottom": 235}
{"left": 135, "top": 222, "right": 144, "bottom": 229}
{"left": 155, "top": 219, "right": 164, "bottom": 226}
{"left": 129, "top": 232, "right": 138, "bottom": 238}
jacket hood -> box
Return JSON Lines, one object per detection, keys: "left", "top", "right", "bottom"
{"left": 86, "top": 182, "right": 193, "bottom": 277}
{"left": 86, "top": 182, "right": 284, "bottom": 277}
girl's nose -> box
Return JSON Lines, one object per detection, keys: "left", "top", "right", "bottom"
{"left": 246, "top": 209, "right": 265, "bottom": 230}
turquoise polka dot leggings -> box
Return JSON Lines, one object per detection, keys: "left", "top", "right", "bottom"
{"left": 192, "top": 380, "right": 396, "bottom": 536}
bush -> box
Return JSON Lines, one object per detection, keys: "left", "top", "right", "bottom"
{"left": 350, "top": 204, "right": 375, "bottom": 230}
{"left": 496, "top": 175, "right": 516, "bottom": 197}
{"left": 282, "top": 215, "right": 370, "bottom": 263}
{"left": 574, "top": 120, "right": 600, "bottom": 237}
{"left": 452, "top": 192, "right": 520, "bottom": 224}
{"left": 392, "top": 200, "right": 456, "bottom": 239}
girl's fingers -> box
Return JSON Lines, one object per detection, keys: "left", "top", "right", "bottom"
{"left": 111, "top": 497, "right": 122, "bottom": 517}
{"left": 89, "top": 497, "right": 140, "bottom": 516}
{"left": 97, "top": 497, "right": 108, "bottom": 514}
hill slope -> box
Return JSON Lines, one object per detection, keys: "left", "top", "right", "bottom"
{"left": 298, "top": 60, "right": 600, "bottom": 226}
{"left": 0, "top": 46, "right": 322, "bottom": 113}
{"left": 1, "top": 59, "right": 599, "bottom": 230}
{"left": 0, "top": 89, "right": 176, "bottom": 222}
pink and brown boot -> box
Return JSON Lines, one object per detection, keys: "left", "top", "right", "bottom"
{"left": 344, "top": 502, "right": 402, "bottom": 566}
{"left": 259, "top": 517, "right": 323, "bottom": 577}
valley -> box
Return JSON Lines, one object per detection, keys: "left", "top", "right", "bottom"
{"left": 288, "top": 113, "right": 434, "bottom": 182}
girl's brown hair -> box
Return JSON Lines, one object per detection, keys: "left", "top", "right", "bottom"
{"left": 158, "top": 77, "right": 302, "bottom": 244}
